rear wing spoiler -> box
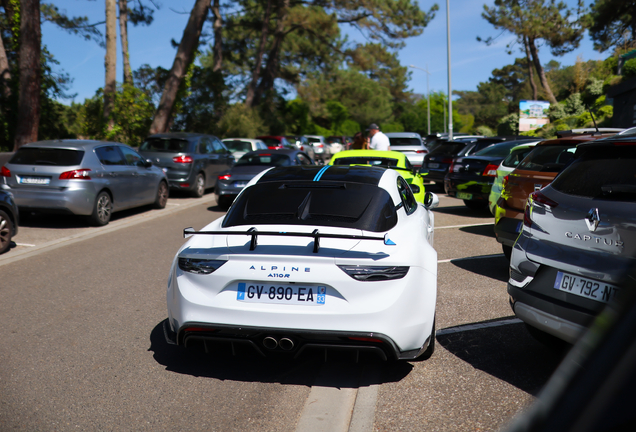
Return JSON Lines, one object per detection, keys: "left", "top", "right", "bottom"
{"left": 183, "top": 227, "right": 396, "bottom": 253}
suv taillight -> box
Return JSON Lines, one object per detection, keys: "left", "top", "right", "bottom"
{"left": 524, "top": 190, "right": 558, "bottom": 227}
{"left": 0, "top": 166, "right": 10, "bottom": 177}
{"left": 173, "top": 155, "right": 193, "bottom": 163}
{"left": 59, "top": 169, "right": 91, "bottom": 180}
{"left": 482, "top": 164, "right": 499, "bottom": 177}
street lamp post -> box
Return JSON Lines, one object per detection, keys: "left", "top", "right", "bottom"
{"left": 408, "top": 64, "right": 431, "bottom": 136}
{"left": 446, "top": 0, "right": 453, "bottom": 140}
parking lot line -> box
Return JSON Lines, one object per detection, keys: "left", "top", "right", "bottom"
{"left": 437, "top": 318, "right": 522, "bottom": 336}
{"left": 436, "top": 222, "right": 494, "bottom": 230}
{"left": 438, "top": 253, "right": 504, "bottom": 263}
{"left": 14, "top": 243, "right": 35, "bottom": 247}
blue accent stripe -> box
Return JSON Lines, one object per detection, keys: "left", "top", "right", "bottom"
{"left": 313, "top": 165, "right": 330, "bottom": 182}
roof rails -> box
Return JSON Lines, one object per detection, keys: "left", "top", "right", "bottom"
{"left": 556, "top": 128, "right": 625, "bottom": 138}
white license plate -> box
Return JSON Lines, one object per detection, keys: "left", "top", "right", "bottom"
{"left": 236, "top": 282, "right": 326, "bottom": 305}
{"left": 233, "top": 181, "right": 247, "bottom": 188}
{"left": 428, "top": 163, "right": 439, "bottom": 169}
{"left": 554, "top": 272, "right": 620, "bottom": 304}
{"left": 457, "top": 192, "right": 472, "bottom": 200}
{"left": 18, "top": 176, "right": 50, "bottom": 185}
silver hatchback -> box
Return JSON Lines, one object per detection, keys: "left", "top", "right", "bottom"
{"left": 1, "top": 140, "right": 169, "bottom": 226}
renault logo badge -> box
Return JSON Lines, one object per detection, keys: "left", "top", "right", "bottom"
{"left": 585, "top": 208, "right": 600, "bottom": 232}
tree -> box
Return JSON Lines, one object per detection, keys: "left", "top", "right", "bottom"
{"left": 118, "top": 0, "right": 132, "bottom": 84}
{"left": 481, "top": 0, "right": 588, "bottom": 105}
{"left": 589, "top": 0, "right": 636, "bottom": 52}
{"left": 148, "top": 0, "right": 211, "bottom": 134}
{"left": 104, "top": 0, "right": 117, "bottom": 130}
{"left": 14, "top": 0, "right": 41, "bottom": 150}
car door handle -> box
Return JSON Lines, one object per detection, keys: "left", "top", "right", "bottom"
{"left": 109, "top": 173, "right": 117, "bottom": 177}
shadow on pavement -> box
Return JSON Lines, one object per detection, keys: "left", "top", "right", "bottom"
{"left": 459, "top": 223, "right": 495, "bottom": 238}
{"left": 437, "top": 320, "right": 566, "bottom": 395}
{"left": 149, "top": 320, "right": 413, "bottom": 387}
{"left": 18, "top": 204, "right": 158, "bottom": 229}
{"left": 433, "top": 205, "right": 493, "bottom": 219}
{"left": 451, "top": 254, "right": 509, "bottom": 283}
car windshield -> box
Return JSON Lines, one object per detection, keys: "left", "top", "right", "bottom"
{"left": 474, "top": 141, "right": 528, "bottom": 157}
{"left": 140, "top": 138, "right": 190, "bottom": 153}
{"left": 235, "top": 153, "right": 292, "bottom": 167}
{"left": 516, "top": 145, "right": 576, "bottom": 172}
{"left": 261, "top": 138, "right": 282, "bottom": 147}
{"left": 223, "top": 181, "right": 398, "bottom": 232}
{"left": 10, "top": 148, "right": 85, "bottom": 166}
{"left": 502, "top": 147, "right": 534, "bottom": 168}
{"left": 224, "top": 141, "right": 253, "bottom": 152}
{"left": 388, "top": 137, "right": 421, "bottom": 147}
{"left": 428, "top": 141, "right": 467, "bottom": 157}
{"left": 333, "top": 157, "right": 399, "bottom": 167}
{"left": 306, "top": 137, "right": 322, "bottom": 144}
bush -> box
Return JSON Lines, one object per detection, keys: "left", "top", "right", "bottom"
{"left": 217, "top": 104, "right": 267, "bottom": 138}
{"left": 496, "top": 113, "right": 519, "bottom": 136}
{"left": 623, "top": 58, "right": 636, "bottom": 77}
{"left": 474, "top": 125, "right": 494, "bottom": 136}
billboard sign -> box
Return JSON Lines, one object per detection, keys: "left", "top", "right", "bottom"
{"left": 519, "top": 100, "right": 550, "bottom": 131}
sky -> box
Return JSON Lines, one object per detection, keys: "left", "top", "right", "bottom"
{"left": 41, "top": 0, "right": 604, "bottom": 104}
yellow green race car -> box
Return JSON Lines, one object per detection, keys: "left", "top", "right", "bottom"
{"left": 330, "top": 150, "right": 427, "bottom": 203}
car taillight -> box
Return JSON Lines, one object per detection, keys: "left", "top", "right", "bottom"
{"left": 173, "top": 155, "right": 193, "bottom": 163}
{"left": 178, "top": 258, "right": 226, "bottom": 275}
{"left": 316, "top": 143, "right": 323, "bottom": 148}
{"left": 338, "top": 265, "right": 409, "bottom": 281}
{"left": 441, "top": 158, "right": 453, "bottom": 164}
{"left": 1, "top": 166, "right": 10, "bottom": 177}
{"left": 523, "top": 200, "right": 533, "bottom": 227}
{"left": 59, "top": 169, "right": 91, "bottom": 180}
{"left": 448, "top": 161, "right": 455, "bottom": 172}
{"left": 218, "top": 174, "right": 231, "bottom": 181}
{"left": 482, "top": 164, "right": 499, "bottom": 177}
{"left": 530, "top": 190, "right": 558, "bottom": 207}
{"left": 415, "top": 150, "right": 427, "bottom": 154}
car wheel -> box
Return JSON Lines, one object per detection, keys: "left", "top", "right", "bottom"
{"left": 416, "top": 317, "right": 436, "bottom": 361}
{"left": 154, "top": 181, "right": 169, "bottom": 209}
{"left": 463, "top": 199, "right": 488, "bottom": 211}
{"left": 502, "top": 244, "right": 512, "bottom": 261}
{"left": 0, "top": 210, "right": 13, "bottom": 254}
{"left": 192, "top": 173, "right": 205, "bottom": 198}
{"left": 90, "top": 191, "right": 112, "bottom": 226}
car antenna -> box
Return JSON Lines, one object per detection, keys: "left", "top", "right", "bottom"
{"left": 586, "top": 104, "right": 600, "bottom": 135}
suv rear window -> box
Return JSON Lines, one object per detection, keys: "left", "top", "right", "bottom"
{"left": 140, "top": 138, "right": 190, "bottom": 153}
{"left": 224, "top": 141, "right": 253, "bottom": 152}
{"left": 551, "top": 145, "right": 636, "bottom": 200}
{"left": 502, "top": 147, "right": 534, "bottom": 168}
{"left": 306, "top": 137, "right": 321, "bottom": 144}
{"left": 389, "top": 138, "right": 422, "bottom": 146}
{"left": 516, "top": 145, "right": 576, "bottom": 172}
{"left": 236, "top": 153, "right": 291, "bottom": 167}
{"left": 10, "top": 148, "right": 84, "bottom": 166}
{"left": 223, "top": 181, "right": 397, "bottom": 232}
{"left": 428, "top": 141, "right": 467, "bottom": 157}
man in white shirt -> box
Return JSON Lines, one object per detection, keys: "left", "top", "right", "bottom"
{"left": 368, "top": 123, "right": 391, "bottom": 151}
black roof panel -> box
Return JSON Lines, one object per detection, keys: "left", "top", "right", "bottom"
{"left": 258, "top": 165, "right": 386, "bottom": 186}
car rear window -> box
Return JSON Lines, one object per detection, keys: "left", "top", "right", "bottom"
{"left": 333, "top": 157, "right": 399, "bottom": 167}
{"left": 224, "top": 141, "right": 253, "bottom": 152}
{"left": 10, "top": 148, "right": 85, "bottom": 166}
{"left": 223, "top": 181, "right": 398, "bottom": 232}
{"left": 306, "top": 137, "right": 321, "bottom": 144}
{"left": 236, "top": 153, "right": 291, "bottom": 167}
{"left": 261, "top": 138, "right": 282, "bottom": 147}
{"left": 551, "top": 145, "right": 636, "bottom": 200}
{"left": 502, "top": 147, "right": 533, "bottom": 168}
{"left": 474, "top": 141, "right": 526, "bottom": 157}
{"left": 388, "top": 137, "right": 422, "bottom": 147}
{"left": 140, "top": 138, "right": 190, "bottom": 153}
{"left": 516, "top": 145, "right": 576, "bottom": 172}
{"left": 428, "top": 142, "right": 467, "bottom": 157}
{"left": 327, "top": 137, "right": 344, "bottom": 144}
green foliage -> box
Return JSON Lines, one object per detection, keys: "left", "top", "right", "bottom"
{"left": 623, "top": 58, "right": 636, "bottom": 77}
{"left": 589, "top": 0, "right": 636, "bottom": 52}
{"left": 496, "top": 113, "right": 519, "bottom": 135}
{"left": 382, "top": 122, "right": 404, "bottom": 133}
{"left": 217, "top": 104, "right": 267, "bottom": 138}
{"left": 564, "top": 93, "right": 585, "bottom": 116}
{"left": 475, "top": 125, "right": 494, "bottom": 136}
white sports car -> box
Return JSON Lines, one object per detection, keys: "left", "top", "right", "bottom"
{"left": 165, "top": 165, "right": 439, "bottom": 361}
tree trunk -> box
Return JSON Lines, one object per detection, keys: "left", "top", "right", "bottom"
{"left": 527, "top": 36, "right": 557, "bottom": 105}
{"left": 244, "top": 0, "right": 272, "bottom": 107}
{"left": 104, "top": 0, "right": 117, "bottom": 130}
{"left": 118, "top": 0, "right": 133, "bottom": 84}
{"left": 13, "top": 0, "right": 41, "bottom": 151}
{"left": 212, "top": 0, "right": 222, "bottom": 72}
{"left": 0, "top": 34, "right": 11, "bottom": 99}
{"left": 523, "top": 36, "right": 537, "bottom": 100}
{"left": 254, "top": 0, "right": 290, "bottom": 105}
{"left": 148, "top": 0, "right": 211, "bottom": 134}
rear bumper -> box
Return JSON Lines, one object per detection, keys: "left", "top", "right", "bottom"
{"left": 494, "top": 217, "right": 523, "bottom": 247}
{"left": 13, "top": 185, "right": 96, "bottom": 215}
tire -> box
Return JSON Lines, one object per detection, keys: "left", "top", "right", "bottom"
{"left": 463, "top": 199, "right": 488, "bottom": 211}
{"left": 192, "top": 173, "right": 205, "bottom": 198}
{"left": 416, "top": 318, "right": 436, "bottom": 361}
{"left": 502, "top": 244, "right": 512, "bottom": 261}
{"left": 0, "top": 209, "right": 13, "bottom": 254}
{"left": 154, "top": 181, "right": 169, "bottom": 209}
{"left": 90, "top": 191, "right": 112, "bottom": 226}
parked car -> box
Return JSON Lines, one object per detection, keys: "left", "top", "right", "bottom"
{"left": 215, "top": 149, "right": 315, "bottom": 208}
{"left": 444, "top": 139, "right": 538, "bottom": 210}
{"left": 385, "top": 132, "right": 428, "bottom": 169}
{"left": 2, "top": 140, "right": 168, "bottom": 226}
{"left": 494, "top": 131, "right": 618, "bottom": 259}
{"left": 330, "top": 149, "right": 426, "bottom": 204}
{"left": 424, "top": 133, "right": 483, "bottom": 153}
{"left": 488, "top": 141, "right": 540, "bottom": 215}
{"left": 508, "top": 136, "right": 636, "bottom": 345}
{"left": 139, "top": 133, "right": 234, "bottom": 198}
{"left": 0, "top": 188, "right": 19, "bottom": 254}
{"left": 221, "top": 138, "right": 268, "bottom": 160}
{"left": 256, "top": 136, "right": 294, "bottom": 150}
{"left": 165, "top": 165, "right": 439, "bottom": 361}
{"left": 285, "top": 135, "right": 316, "bottom": 161}
{"left": 326, "top": 136, "right": 349, "bottom": 153}
{"left": 305, "top": 135, "right": 332, "bottom": 163}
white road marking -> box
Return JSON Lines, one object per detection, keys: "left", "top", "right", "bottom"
{"left": 438, "top": 253, "right": 504, "bottom": 263}
{"left": 15, "top": 243, "right": 36, "bottom": 247}
{"left": 166, "top": 203, "right": 181, "bottom": 206}
{"left": 437, "top": 318, "right": 522, "bottom": 336}
{"left": 436, "top": 222, "right": 494, "bottom": 229}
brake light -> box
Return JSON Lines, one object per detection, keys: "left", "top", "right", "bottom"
{"left": 482, "top": 164, "right": 499, "bottom": 177}
{"left": 173, "top": 155, "right": 193, "bottom": 163}
{"left": 530, "top": 190, "right": 558, "bottom": 207}
{"left": 59, "top": 169, "right": 91, "bottom": 180}
{"left": 448, "top": 161, "right": 455, "bottom": 173}
{"left": 1, "top": 166, "right": 10, "bottom": 177}
{"left": 260, "top": 153, "right": 271, "bottom": 156}
{"left": 347, "top": 336, "right": 384, "bottom": 343}
{"left": 316, "top": 143, "right": 324, "bottom": 148}
{"left": 415, "top": 150, "right": 427, "bottom": 154}
{"left": 441, "top": 158, "right": 453, "bottom": 164}
{"left": 218, "top": 174, "right": 231, "bottom": 181}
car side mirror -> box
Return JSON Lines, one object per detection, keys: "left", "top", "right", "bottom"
{"left": 143, "top": 159, "right": 153, "bottom": 168}
{"left": 419, "top": 167, "right": 429, "bottom": 175}
{"left": 424, "top": 192, "right": 439, "bottom": 209}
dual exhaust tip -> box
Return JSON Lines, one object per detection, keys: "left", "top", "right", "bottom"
{"left": 263, "top": 336, "right": 294, "bottom": 351}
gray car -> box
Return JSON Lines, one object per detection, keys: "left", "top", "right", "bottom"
{"left": 385, "top": 132, "right": 428, "bottom": 168}
{"left": 0, "top": 188, "right": 19, "bottom": 254}
{"left": 2, "top": 140, "right": 168, "bottom": 226}
{"left": 138, "top": 133, "right": 235, "bottom": 197}
{"left": 508, "top": 136, "right": 636, "bottom": 344}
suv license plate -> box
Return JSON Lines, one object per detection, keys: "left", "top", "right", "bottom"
{"left": 457, "top": 192, "right": 472, "bottom": 200}
{"left": 554, "top": 272, "right": 619, "bottom": 304}
{"left": 19, "top": 176, "right": 50, "bottom": 185}
{"left": 428, "top": 163, "right": 439, "bottom": 169}
{"left": 236, "top": 283, "right": 326, "bottom": 305}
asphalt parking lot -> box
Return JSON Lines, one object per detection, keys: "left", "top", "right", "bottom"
{"left": 0, "top": 185, "right": 567, "bottom": 431}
